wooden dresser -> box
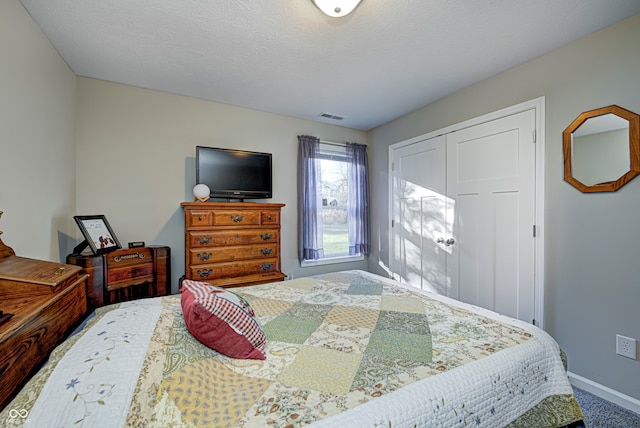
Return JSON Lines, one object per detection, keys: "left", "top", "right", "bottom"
{"left": 181, "top": 202, "right": 286, "bottom": 287}
{"left": 67, "top": 246, "right": 170, "bottom": 310}
{"left": 0, "top": 235, "right": 88, "bottom": 410}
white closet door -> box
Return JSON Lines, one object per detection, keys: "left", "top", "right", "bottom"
{"left": 390, "top": 108, "right": 537, "bottom": 323}
{"left": 390, "top": 135, "right": 448, "bottom": 294}
{"left": 446, "top": 109, "right": 536, "bottom": 321}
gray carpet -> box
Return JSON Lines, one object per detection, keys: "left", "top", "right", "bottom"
{"left": 573, "top": 387, "right": 640, "bottom": 428}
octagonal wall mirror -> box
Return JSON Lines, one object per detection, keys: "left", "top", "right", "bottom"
{"left": 563, "top": 105, "right": 640, "bottom": 192}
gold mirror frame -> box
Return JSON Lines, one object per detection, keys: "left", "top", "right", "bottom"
{"left": 563, "top": 105, "right": 640, "bottom": 193}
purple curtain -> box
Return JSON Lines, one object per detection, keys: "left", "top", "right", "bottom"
{"left": 297, "top": 135, "right": 324, "bottom": 261}
{"left": 346, "top": 142, "right": 370, "bottom": 255}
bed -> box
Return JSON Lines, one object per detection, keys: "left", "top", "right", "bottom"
{"left": 1, "top": 270, "right": 583, "bottom": 427}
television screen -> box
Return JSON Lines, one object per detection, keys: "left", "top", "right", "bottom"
{"left": 196, "top": 146, "right": 272, "bottom": 200}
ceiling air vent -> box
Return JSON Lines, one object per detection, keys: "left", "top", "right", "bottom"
{"left": 318, "top": 112, "right": 344, "bottom": 121}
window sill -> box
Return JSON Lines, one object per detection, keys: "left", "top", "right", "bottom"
{"left": 301, "top": 254, "right": 364, "bottom": 267}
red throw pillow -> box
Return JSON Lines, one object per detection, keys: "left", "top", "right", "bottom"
{"left": 181, "top": 280, "right": 266, "bottom": 360}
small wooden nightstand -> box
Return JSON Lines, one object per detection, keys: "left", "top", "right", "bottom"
{"left": 67, "top": 246, "right": 170, "bottom": 309}
{"left": 0, "top": 241, "right": 88, "bottom": 410}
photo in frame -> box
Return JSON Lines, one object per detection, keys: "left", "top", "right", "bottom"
{"left": 73, "top": 215, "right": 122, "bottom": 255}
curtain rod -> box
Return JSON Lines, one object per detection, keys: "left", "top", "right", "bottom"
{"left": 319, "top": 140, "right": 347, "bottom": 147}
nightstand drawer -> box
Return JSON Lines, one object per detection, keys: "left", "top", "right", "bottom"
{"left": 106, "top": 264, "right": 154, "bottom": 290}
{"left": 104, "top": 248, "right": 154, "bottom": 292}
{"left": 105, "top": 248, "right": 152, "bottom": 267}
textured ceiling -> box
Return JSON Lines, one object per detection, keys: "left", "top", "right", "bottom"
{"left": 18, "top": 0, "right": 640, "bottom": 130}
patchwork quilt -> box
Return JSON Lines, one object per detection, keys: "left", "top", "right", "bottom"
{"left": 1, "top": 270, "right": 582, "bottom": 427}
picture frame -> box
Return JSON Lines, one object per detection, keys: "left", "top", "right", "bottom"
{"left": 73, "top": 215, "right": 122, "bottom": 255}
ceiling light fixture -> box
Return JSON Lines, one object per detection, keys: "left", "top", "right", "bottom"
{"left": 312, "top": 0, "right": 362, "bottom": 18}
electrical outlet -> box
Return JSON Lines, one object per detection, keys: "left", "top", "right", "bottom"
{"left": 616, "top": 334, "right": 637, "bottom": 359}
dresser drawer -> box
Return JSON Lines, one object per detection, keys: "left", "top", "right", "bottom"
{"left": 190, "top": 258, "right": 280, "bottom": 280}
{"left": 189, "top": 210, "right": 280, "bottom": 226}
{"left": 212, "top": 210, "right": 261, "bottom": 226}
{"left": 187, "top": 209, "right": 263, "bottom": 227}
{"left": 261, "top": 210, "right": 280, "bottom": 225}
{"left": 189, "top": 243, "right": 279, "bottom": 265}
{"left": 186, "top": 210, "right": 213, "bottom": 227}
{"left": 188, "top": 229, "right": 279, "bottom": 248}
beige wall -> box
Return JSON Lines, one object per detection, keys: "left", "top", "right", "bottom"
{"left": 368, "top": 14, "right": 640, "bottom": 400}
{"left": 0, "top": 0, "right": 77, "bottom": 262}
{"left": 75, "top": 78, "right": 368, "bottom": 291}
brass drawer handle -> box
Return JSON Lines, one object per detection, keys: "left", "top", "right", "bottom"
{"left": 197, "top": 268, "right": 212, "bottom": 278}
{"left": 230, "top": 215, "right": 245, "bottom": 223}
{"left": 197, "top": 252, "right": 212, "bottom": 261}
{"left": 196, "top": 236, "right": 212, "bottom": 245}
{"left": 260, "top": 248, "right": 273, "bottom": 256}
{"left": 114, "top": 253, "right": 145, "bottom": 262}
{"left": 260, "top": 233, "right": 273, "bottom": 241}
{"left": 198, "top": 216, "right": 203, "bottom": 221}
{"left": 267, "top": 215, "right": 273, "bottom": 220}
{"left": 260, "top": 263, "right": 274, "bottom": 271}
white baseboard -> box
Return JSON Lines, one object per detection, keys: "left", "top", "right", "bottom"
{"left": 568, "top": 372, "right": 640, "bottom": 415}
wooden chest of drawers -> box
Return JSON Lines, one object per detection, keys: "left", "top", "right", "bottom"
{"left": 181, "top": 202, "right": 286, "bottom": 287}
{"left": 0, "top": 242, "right": 88, "bottom": 410}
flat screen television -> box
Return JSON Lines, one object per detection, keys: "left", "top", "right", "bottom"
{"left": 196, "top": 146, "right": 272, "bottom": 200}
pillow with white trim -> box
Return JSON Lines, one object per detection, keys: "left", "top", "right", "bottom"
{"left": 181, "top": 279, "right": 266, "bottom": 360}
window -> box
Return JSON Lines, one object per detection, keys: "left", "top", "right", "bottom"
{"left": 297, "top": 135, "right": 370, "bottom": 264}
{"left": 318, "top": 145, "right": 350, "bottom": 258}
